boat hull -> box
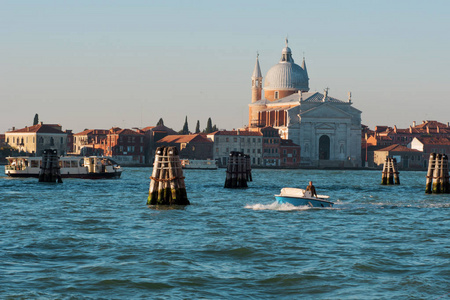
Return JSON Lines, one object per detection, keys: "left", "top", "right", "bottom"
{"left": 275, "top": 195, "right": 334, "bottom": 208}
{"left": 6, "top": 171, "right": 122, "bottom": 179}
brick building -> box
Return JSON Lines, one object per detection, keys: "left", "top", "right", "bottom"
{"left": 105, "top": 128, "right": 145, "bottom": 164}
{"left": 72, "top": 129, "right": 108, "bottom": 155}
{"left": 156, "top": 134, "right": 213, "bottom": 160}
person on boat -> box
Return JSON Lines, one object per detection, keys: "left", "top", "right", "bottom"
{"left": 306, "top": 181, "right": 318, "bottom": 198}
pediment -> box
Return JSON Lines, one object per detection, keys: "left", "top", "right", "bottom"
{"left": 315, "top": 122, "right": 335, "bottom": 130}
{"left": 299, "top": 103, "right": 353, "bottom": 119}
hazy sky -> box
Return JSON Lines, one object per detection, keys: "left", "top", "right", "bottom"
{"left": 1, "top": 0, "right": 449, "bottom": 134}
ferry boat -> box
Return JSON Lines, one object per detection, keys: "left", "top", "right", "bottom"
{"left": 275, "top": 188, "right": 334, "bottom": 208}
{"left": 5, "top": 156, "right": 122, "bottom": 179}
{"left": 181, "top": 159, "right": 218, "bottom": 170}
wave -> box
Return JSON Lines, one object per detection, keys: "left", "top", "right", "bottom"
{"left": 244, "top": 201, "right": 325, "bottom": 211}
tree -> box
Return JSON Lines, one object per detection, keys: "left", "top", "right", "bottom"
{"left": 156, "top": 118, "right": 164, "bottom": 126}
{"left": 33, "top": 114, "right": 39, "bottom": 125}
{"left": 205, "top": 117, "right": 213, "bottom": 134}
{"left": 195, "top": 120, "right": 200, "bottom": 134}
{"left": 182, "top": 116, "right": 189, "bottom": 135}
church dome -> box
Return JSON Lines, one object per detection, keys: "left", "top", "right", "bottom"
{"left": 264, "top": 41, "right": 309, "bottom": 92}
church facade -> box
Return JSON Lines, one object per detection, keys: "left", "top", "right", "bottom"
{"left": 248, "top": 40, "right": 362, "bottom": 168}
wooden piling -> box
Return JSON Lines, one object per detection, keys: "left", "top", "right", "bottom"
{"left": 224, "top": 151, "right": 250, "bottom": 188}
{"left": 381, "top": 158, "right": 388, "bottom": 185}
{"left": 392, "top": 158, "right": 400, "bottom": 185}
{"left": 425, "top": 153, "right": 436, "bottom": 193}
{"left": 432, "top": 154, "right": 442, "bottom": 193}
{"left": 442, "top": 154, "right": 450, "bottom": 193}
{"left": 381, "top": 157, "right": 399, "bottom": 185}
{"left": 38, "top": 149, "right": 62, "bottom": 183}
{"left": 147, "top": 146, "right": 189, "bottom": 205}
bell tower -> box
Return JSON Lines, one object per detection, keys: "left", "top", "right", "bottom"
{"left": 251, "top": 53, "right": 262, "bottom": 103}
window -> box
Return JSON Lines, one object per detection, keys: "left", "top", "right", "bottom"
{"left": 253, "top": 149, "right": 255, "bottom": 153}
{"left": 234, "top": 137, "right": 237, "bottom": 142}
{"left": 216, "top": 137, "right": 219, "bottom": 142}
{"left": 140, "top": 137, "right": 144, "bottom": 143}
{"left": 293, "top": 150, "right": 297, "bottom": 155}
{"left": 257, "top": 149, "right": 261, "bottom": 153}
{"left": 283, "top": 149, "right": 287, "bottom": 154}
{"left": 226, "top": 138, "right": 229, "bottom": 142}
{"left": 61, "top": 137, "right": 64, "bottom": 144}
{"left": 253, "top": 138, "right": 255, "bottom": 143}
{"left": 140, "top": 146, "right": 143, "bottom": 153}
{"left": 216, "top": 148, "right": 219, "bottom": 153}
{"left": 274, "top": 91, "right": 279, "bottom": 99}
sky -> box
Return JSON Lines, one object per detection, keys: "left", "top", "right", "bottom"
{"left": 1, "top": 0, "right": 449, "bottom": 134}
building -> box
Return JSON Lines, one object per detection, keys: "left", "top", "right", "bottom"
{"left": 373, "top": 144, "right": 424, "bottom": 170}
{"left": 409, "top": 137, "right": 450, "bottom": 168}
{"left": 105, "top": 128, "right": 145, "bottom": 164}
{"left": 0, "top": 134, "right": 5, "bottom": 148}
{"left": 280, "top": 139, "right": 301, "bottom": 168}
{"left": 141, "top": 125, "right": 178, "bottom": 164}
{"left": 260, "top": 126, "right": 301, "bottom": 167}
{"left": 261, "top": 127, "right": 281, "bottom": 167}
{"left": 367, "top": 121, "right": 450, "bottom": 147}
{"left": 156, "top": 134, "right": 213, "bottom": 160}
{"left": 207, "top": 130, "right": 263, "bottom": 167}
{"left": 248, "top": 39, "right": 361, "bottom": 168}
{"left": 72, "top": 129, "right": 108, "bottom": 155}
{"left": 5, "top": 123, "right": 68, "bottom": 155}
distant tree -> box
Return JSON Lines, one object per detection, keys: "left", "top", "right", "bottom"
{"left": 205, "top": 118, "right": 213, "bottom": 134}
{"left": 212, "top": 124, "right": 218, "bottom": 132}
{"left": 195, "top": 120, "right": 200, "bottom": 134}
{"left": 182, "top": 116, "right": 189, "bottom": 135}
{"left": 33, "top": 114, "right": 39, "bottom": 125}
{"left": 157, "top": 118, "right": 164, "bottom": 126}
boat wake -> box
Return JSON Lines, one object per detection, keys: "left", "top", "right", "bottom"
{"left": 245, "top": 201, "right": 327, "bottom": 211}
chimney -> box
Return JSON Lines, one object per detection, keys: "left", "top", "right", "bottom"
{"left": 409, "top": 126, "right": 412, "bottom": 133}
{"left": 437, "top": 126, "right": 440, "bottom": 133}
{"left": 394, "top": 125, "right": 397, "bottom": 133}
{"left": 413, "top": 121, "right": 416, "bottom": 127}
{"left": 422, "top": 120, "right": 425, "bottom": 124}
{"left": 427, "top": 126, "right": 430, "bottom": 134}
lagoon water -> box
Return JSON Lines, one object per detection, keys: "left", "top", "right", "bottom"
{"left": 1, "top": 168, "right": 449, "bottom": 299}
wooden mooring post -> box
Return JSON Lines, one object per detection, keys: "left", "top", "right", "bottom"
{"left": 427, "top": 153, "right": 450, "bottom": 194}
{"left": 224, "top": 151, "right": 251, "bottom": 188}
{"left": 147, "top": 146, "right": 189, "bottom": 205}
{"left": 38, "top": 149, "right": 62, "bottom": 183}
{"left": 381, "top": 157, "right": 400, "bottom": 185}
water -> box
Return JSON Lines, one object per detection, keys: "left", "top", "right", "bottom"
{"left": 1, "top": 168, "right": 449, "bottom": 299}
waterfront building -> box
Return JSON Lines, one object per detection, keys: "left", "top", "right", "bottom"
{"left": 409, "top": 137, "right": 450, "bottom": 165}
{"left": 373, "top": 144, "right": 424, "bottom": 170}
{"left": 0, "top": 134, "right": 5, "bottom": 148}
{"left": 105, "top": 128, "right": 145, "bottom": 164}
{"left": 367, "top": 121, "right": 450, "bottom": 147}
{"left": 72, "top": 129, "right": 108, "bottom": 155}
{"left": 141, "top": 125, "right": 178, "bottom": 164}
{"left": 156, "top": 134, "right": 213, "bottom": 160}
{"left": 207, "top": 130, "right": 263, "bottom": 167}
{"left": 260, "top": 126, "right": 301, "bottom": 167}
{"left": 248, "top": 39, "right": 362, "bottom": 168}
{"left": 5, "top": 123, "right": 68, "bottom": 155}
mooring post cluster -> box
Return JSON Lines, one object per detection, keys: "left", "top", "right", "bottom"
{"left": 38, "top": 149, "right": 62, "bottom": 183}
{"left": 425, "top": 153, "right": 450, "bottom": 194}
{"left": 147, "top": 146, "right": 190, "bottom": 205}
{"left": 224, "top": 151, "right": 252, "bottom": 188}
{"left": 381, "top": 157, "right": 400, "bottom": 185}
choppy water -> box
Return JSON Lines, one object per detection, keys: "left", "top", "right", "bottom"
{"left": 0, "top": 168, "right": 449, "bottom": 299}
